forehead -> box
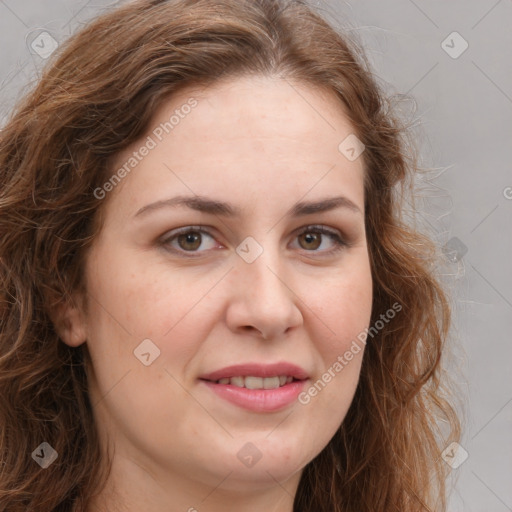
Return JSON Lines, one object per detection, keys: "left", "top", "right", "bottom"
{"left": 171, "top": 74, "right": 354, "bottom": 142}
{"left": 104, "top": 75, "right": 365, "bottom": 220}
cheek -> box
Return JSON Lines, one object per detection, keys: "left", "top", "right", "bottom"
{"left": 83, "top": 253, "right": 224, "bottom": 392}
{"left": 85, "top": 245, "right": 196, "bottom": 336}
{"left": 311, "top": 259, "right": 373, "bottom": 354}
{"left": 82, "top": 256, "right": 208, "bottom": 434}
{"left": 298, "top": 258, "right": 372, "bottom": 414}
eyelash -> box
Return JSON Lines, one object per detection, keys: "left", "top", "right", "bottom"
{"left": 159, "top": 225, "right": 349, "bottom": 258}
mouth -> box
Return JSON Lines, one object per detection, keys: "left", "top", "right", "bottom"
{"left": 198, "top": 363, "right": 309, "bottom": 412}
{"left": 204, "top": 375, "right": 298, "bottom": 389}
{"left": 199, "top": 362, "right": 309, "bottom": 384}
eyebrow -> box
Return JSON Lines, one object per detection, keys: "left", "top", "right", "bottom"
{"left": 134, "top": 194, "right": 362, "bottom": 219}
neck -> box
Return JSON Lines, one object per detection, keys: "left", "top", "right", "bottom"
{"left": 86, "top": 452, "right": 300, "bottom": 512}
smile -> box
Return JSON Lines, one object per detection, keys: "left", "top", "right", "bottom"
{"left": 199, "top": 363, "right": 309, "bottom": 412}
{"left": 211, "top": 375, "right": 295, "bottom": 389}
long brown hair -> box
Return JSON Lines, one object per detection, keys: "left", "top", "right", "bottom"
{"left": 0, "top": 0, "right": 460, "bottom": 510}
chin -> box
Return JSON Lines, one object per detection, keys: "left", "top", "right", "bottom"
{"left": 216, "top": 459, "right": 305, "bottom": 493}
{"left": 220, "top": 436, "right": 314, "bottom": 489}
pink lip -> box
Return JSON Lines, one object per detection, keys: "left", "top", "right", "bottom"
{"left": 199, "top": 363, "right": 309, "bottom": 413}
{"left": 199, "top": 362, "right": 309, "bottom": 381}
{"left": 201, "top": 380, "right": 307, "bottom": 412}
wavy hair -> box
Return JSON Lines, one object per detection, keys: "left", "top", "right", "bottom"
{"left": 0, "top": 0, "right": 460, "bottom": 510}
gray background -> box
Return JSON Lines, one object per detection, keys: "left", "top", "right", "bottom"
{"left": 0, "top": 1, "right": 510, "bottom": 510}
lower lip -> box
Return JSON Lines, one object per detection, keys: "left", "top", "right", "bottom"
{"left": 201, "top": 379, "right": 307, "bottom": 412}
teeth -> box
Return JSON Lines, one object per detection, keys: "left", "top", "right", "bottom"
{"left": 263, "top": 376, "right": 280, "bottom": 389}
{"left": 230, "top": 376, "right": 245, "bottom": 388}
{"left": 215, "top": 375, "right": 294, "bottom": 389}
{"left": 245, "top": 376, "right": 263, "bottom": 389}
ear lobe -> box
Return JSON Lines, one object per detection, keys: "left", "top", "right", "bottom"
{"left": 50, "top": 296, "right": 87, "bottom": 347}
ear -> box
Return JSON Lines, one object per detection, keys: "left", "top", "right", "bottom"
{"left": 50, "top": 294, "right": 87, "bottom": 347}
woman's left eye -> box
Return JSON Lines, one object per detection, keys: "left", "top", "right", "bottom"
{"left": 292, "top": 225, "right": 348, "bottom": 254}
{"left": 159, "top": 225, "right": 348, "bottom": 257}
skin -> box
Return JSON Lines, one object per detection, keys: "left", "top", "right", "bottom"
{"left": 57, "top": 74, "right": 373, "bottom": 512}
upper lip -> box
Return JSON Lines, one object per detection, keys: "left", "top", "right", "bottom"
{"left": 200, "top": 362, "right": 309, "bottom": 382}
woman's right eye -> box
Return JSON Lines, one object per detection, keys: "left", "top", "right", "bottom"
{"left": 160, "top": 226, "right": 220, "bottom": 255}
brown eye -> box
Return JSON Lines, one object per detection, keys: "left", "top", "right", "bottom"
{"left": 298, "top": 232, "right": 322, "bottom": 250}
{"left": 161, "top": 226, "right": 218, "bottom": 255}
{"left": 176, "top": 232, "right": 202, "bottom": 251}
{"left": 293, "top": 225, "right": 348, "bottom": 255}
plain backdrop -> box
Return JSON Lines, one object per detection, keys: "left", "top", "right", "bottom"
{"left": 0, "top": 1, "right": 511, "bottom": 510}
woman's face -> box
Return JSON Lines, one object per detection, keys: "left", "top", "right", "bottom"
{"left": 67, "top": 75, "right": 373, "bottom": 504}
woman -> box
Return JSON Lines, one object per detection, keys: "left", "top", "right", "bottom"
{"left": 0, "top": 0, "right": 460, "bottom": 510}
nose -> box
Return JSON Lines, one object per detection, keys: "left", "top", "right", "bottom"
{"left": 225, "top": 245, "right": 303, "bottom": 340}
